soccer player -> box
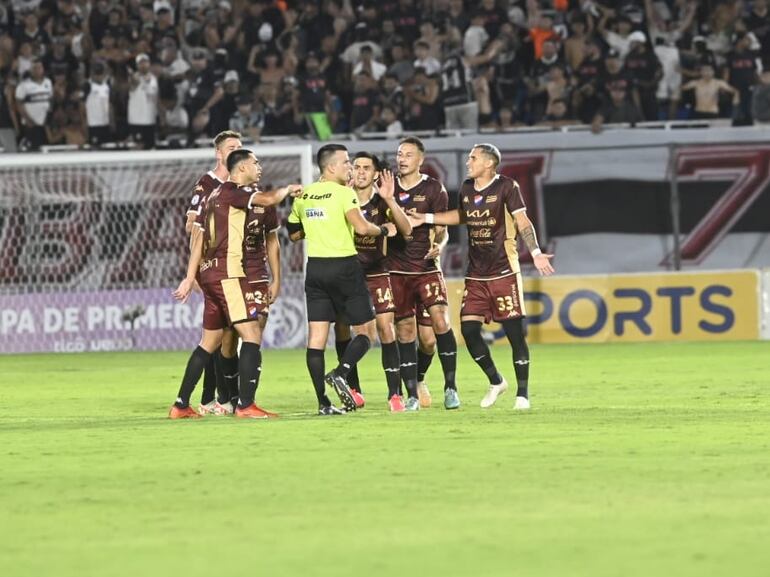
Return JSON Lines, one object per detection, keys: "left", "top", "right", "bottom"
{"left": 286, "top": 144, "right": 396, "bottom": 415}
{"left": 409, "top": 144, "right": 555, "bottom": 410}
{"left": 169, "top": 149, "right": 301, "bottom": 419}
{"left": 348, "top": 152, "right": 412, "bottom": 411}
{"left": 390, "top": 136, "right": 460, "bottom": 411}
{"left": 185, "top": 130, "right": 242, "bottom": 415}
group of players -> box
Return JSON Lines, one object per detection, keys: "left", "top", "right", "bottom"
{"left": 168, "top": 131, "right": 554, "bottom": 419}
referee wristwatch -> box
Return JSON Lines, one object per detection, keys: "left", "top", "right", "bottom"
{"left": 378, "top": 225, "right": 389, "bottom": 237}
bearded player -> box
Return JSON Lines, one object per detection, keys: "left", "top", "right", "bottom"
{"left": 409, "top": 144, "right": 555, "bottom": 410}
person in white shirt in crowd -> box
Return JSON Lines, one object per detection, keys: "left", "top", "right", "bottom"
{"left": 127, "top": 53, "right": 158, "bottom": 149}
{"left": 464, "top": 12, "right": 489, "bottom": 59}
{"left": 353, "top": 45, "right": 387, "bottom": 82}
{"left": 14, "top": 57, "right": 52, "bottom": 150}
{"left": 654, "top": 37, "right": 682, "bottom": 120}
{"left": 598, "top": 7, "right": 635, "bottom": 60}
{"left": 80, "top": 60, "right": 113, "bottom": 147}
{"left": 413, "top": 40, "right": 441, "bottom": 77}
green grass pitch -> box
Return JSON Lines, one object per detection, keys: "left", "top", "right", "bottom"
{"left": 1, "top": 341, "right": 769, "bottom": 577}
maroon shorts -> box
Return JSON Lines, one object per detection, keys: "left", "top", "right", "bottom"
{"left": 416, "top": 304, "right": 432, "bottom": 327}
{"left": 391, "top": 271, "right": 448, "bottom": 322}
{"left": 366, "top": 274, "right": 396, "bottom": 315}
{"left": 200, "top": 278, "right": 269, "bottom": 330}
{"left": 461, "top": 274, "right": 526, "bottom": 323}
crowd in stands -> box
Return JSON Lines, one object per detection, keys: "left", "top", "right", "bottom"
{"left": 2, "top": 0, "right": 770, "bottom": 151}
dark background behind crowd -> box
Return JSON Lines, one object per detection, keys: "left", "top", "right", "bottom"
{"left": 2, "top": 0, "right": 770, "bottom": 152}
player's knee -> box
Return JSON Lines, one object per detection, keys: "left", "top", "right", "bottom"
{"left": 396, "top": 320, "right": 416, "bottom": 342}
{"left": 376, "top": 318, "right": 394, "bottom": 343}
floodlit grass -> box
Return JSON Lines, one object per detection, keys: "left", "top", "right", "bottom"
{"left": 1, "top": 342, "right": 769, "bottom": 577}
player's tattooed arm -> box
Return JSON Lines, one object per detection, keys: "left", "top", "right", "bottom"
{"left": 513, "top": 210, "right": 555, "bottom": 276}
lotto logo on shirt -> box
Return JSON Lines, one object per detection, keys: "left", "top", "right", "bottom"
{"left": 305, "top": 208, "right": 326, "bottom": 219}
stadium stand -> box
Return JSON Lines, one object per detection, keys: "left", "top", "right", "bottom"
{"left": 1, "top": 0, "right": 768, "bottom": 152}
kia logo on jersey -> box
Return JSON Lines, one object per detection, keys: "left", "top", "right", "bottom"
{"left": 473, "top": 195, "right": 483, "bottom": 206}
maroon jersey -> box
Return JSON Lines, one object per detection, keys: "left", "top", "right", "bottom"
{"left": 187, "top": 171, "right": 224, "bottom": 218}
{"left": 243, "top": 200, "right": 279, "bottom": 282}
{"left": 355, "top": 191, "right": 390, "bottom": 276}
{"left": 195, "top": 181, "right": 255, "bottom": 283}
{"left": 460, "top": 174, "right": 526, "bottom": 279}
{"left": 388, "top": 174, "right": 448, "bottom": 274}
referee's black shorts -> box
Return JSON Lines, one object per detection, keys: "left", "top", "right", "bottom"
{"left": 305, "top": 256, "right": 375, "bottom": 325}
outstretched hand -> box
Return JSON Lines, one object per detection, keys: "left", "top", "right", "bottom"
{"left": 288, "top": 184, "right": 303, "bottom": 197}
{"left": 407, "top": 211, "right": 425, "bottom": 228}
{"left": 533, "top": 253, "right": 555, "bottom": 276}
{"left": 424, "top": 242, "right": 442, "bottom": 260}
{"left": 378, "top": 169, "right": 395, "bottom": 200}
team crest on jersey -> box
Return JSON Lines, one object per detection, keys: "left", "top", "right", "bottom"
{"left": 248, "top": 306, "right": 258, "bottom": 318}
{"left": 473, "top": 195, "right": 484, "bottom": 206}
{"left": 399, "top": 192, "right": 410, "bottom": 202}
{"left": 487, "top": 195, "right": 497, "bottom": 203}
{"left": 370, "top": 208, "right": 379, "bottom": 216}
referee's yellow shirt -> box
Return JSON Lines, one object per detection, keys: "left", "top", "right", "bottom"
{"left": 288, "top": 181, "right": 359, "bottom": 258}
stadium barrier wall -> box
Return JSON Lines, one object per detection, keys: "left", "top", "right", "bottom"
{"left": 446, "top": 269, "right": 761, "bottom": 345}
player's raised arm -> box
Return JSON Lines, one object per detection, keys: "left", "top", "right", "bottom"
{"left": 249, "top": 184, "right": 302, "bottom": 207}
{"left": 377, "top": 169, "right": 412, "bottom": 236}
{"left": 409, "top": 209, "right": 462, "bottom": 227}
{"left": 513, "top": 210, "right": 555, "bottom": 276}
{"left": 346, "top": 206, "right": 396, "bottom": 237}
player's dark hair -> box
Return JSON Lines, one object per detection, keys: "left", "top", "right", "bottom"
{"left": 473, "top": 143, "right": 501, "bottom": 167}
{"left": 214, "top": 130, "right": 241, "bottom": 149}
{"left": 226, "top": 148, "right": 254, "bottom": 172}
{"left": 399, "top": 136, "right": 425, "bottom": 154}
{"left": 317, "top": 144, "right": 348, "bottom": 171}
{"left": 354, "top": 151, "right": 381, "bottom": 170}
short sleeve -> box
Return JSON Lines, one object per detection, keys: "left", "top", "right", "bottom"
{"left": 265, "top": 208, "right": 280, "bottom": 233}
{"left": 194, "top": 198, "right": 207, "bottom": 229}
{"left": 340, "top": 185, "right": 358, "bottom": 213}
{"left": 431, "top": 182, "right": 449, "bottom": 213}
{"left": 506, "top": 180, "right": 526, "bottom": 215}
{"left": 227, "top": 185, "right": 253, "bottom": 210}
{"left": 288, "top": 198, "right": 300, "bottom": 223}
{"left": 188, "top": 183, "right": 204, "bottom": 215}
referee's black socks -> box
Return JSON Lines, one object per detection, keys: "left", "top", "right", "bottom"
{"left": 461, "top": 320, "right": 503, "bottom": 385}
{"left": 175, "top": 346, "right": 211, "bottom": 408}
{"left": 335, "top": 335, "right": 370, "bottom": 378}
{"left": 381, "top": 341, "right": 401, "bottom": 398}
{"left": 398, "top": 340, "right": 419, "bottom": 399}
{"left": 436, "top": 329, "right": 458, "bottom": 391}
{"left": 237, "top": 342, "right": 261, "bottom": 408}
{"left": 306, "top": 348, "right": 330, "bottom": 407}
{"left": 335, "top": 338, "right": 361, "bottom": 392}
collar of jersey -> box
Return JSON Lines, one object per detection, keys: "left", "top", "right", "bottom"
{"left": 474, "top": 173, "right": 500, "bottom": 193}
{"left": 398, "top": 173, "right": 428, "bottom": 191}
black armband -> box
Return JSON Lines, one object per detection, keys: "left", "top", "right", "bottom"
{"left": 286, "top": 220, "right": 304, "bottom": 235}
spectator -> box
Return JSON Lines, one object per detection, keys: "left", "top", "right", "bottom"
{"left": 746, "top": 0, "right": 770, "bottom": 61}
{"left": 654, "top": 37, "right": 682, "bottom": 120}
{"left": 15, "top": 58, "right": 52, "bottom": 150}
{"left": 404, "top": 66, "right": 440, "bottom": 130}
{"left": 81, "top": 60, "right": 113, "bottom": 147}
{"left": 441, "top": 31, "right": 477, "bottom": 130}
{"left": 601, "top": 49, "right": 636, "bottom": 105}
{"left": 751, "top": 67, "right": 770, "bottom": 124}
{"left": 545, "top": 66, "right": 570, "bottom": 120}
{"left": 540, "top": 97, "right": 577, "bottom": 127}
{"left": 380, "top": 73, "right": 406, "bottom": 118}
{"left": 479, "top": 0, "right": 508, "bottom": 38}
{"left": 248, "top": 48, "right": 283, "bottom": 88}
{"left": 379, "top": 103, "right": 404, "bottom": 135}
{"left": 527, "top": 38, "right": 563, "bottom": 123}
{"left": 42, "top": 36, "right": 78, "bottom": 79}
{"left": 445, "top": 0, "right": 469, "bottom": 33}
{"left": 417, "top": 20, "right": 442, "bottom": 60}
{"left": 353, "top": 45, "right": 387, "bottom": 82}
{"left": 15, "top": 40, "right": 35, "bottom": 79}
{"left": 0, "top": 71, "right": 18, "bottom": 152}
{"left": 572, "top": 40, "right": 604, "bottom": 123}
{"left": 127, "top": 53, "right": 158, "bottom": 149}
{"left": 158, "top": 77, "right": 189, "bottom": 143}
{"left": 624, "top": 31, "right": 662, "bottom": 120}
{"left": 14, "top": 9, "right": 49, "bottom": 58}
{"left": 725, "top": 31, "right": 760, "bottom": 125}
{"left": 643, "top": 0, "right": 696, "bottom": 47}
{"left": 681, "top": 62, "right": 739, "bottom": 119}
{"left": 229, "top": 93, "right": 264, "bottom": 141}
{"left": 393, "top": 0, "right": 421, "bottom": 45}
{"left": 464, "top": 12, "right": 489, "bottom": 59}
{"left": 564, "top": 13, "right": 591, "bottom": 72}
{"left": 299, "top": 52, "right": 332, "bottom": 117}
{"left": 598, "top": 7, "right": 635, "bottom": 61}
{"left": 208, "top": 69, "right": 240, "bottom": 134}
{"left": 591, "top": 85, "right": 643, "bottom": 133}
{"left": 319, "top": 35, "right": 345, "bottom": 96}
{"left": 527, "top": 5, "right": 561, "bottom": 61}
{"left": 387, "top": 43, "right": 415, "bottom": 84}
{"left": 350, "top": 71, "right": 381, "bottom": 132}
{"left": 413, "top": 40, "right": 441, "bottom": 76}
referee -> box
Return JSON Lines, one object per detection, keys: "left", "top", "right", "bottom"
{"left": 287, "top": 144, "right": 395, "bottom": 415}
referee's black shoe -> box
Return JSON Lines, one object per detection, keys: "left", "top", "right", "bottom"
{"left": 324, "top": 370, "right": 357, "bottom": 412}
{"left": 318, "top": 404, "right": 345, "bottom": 416}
